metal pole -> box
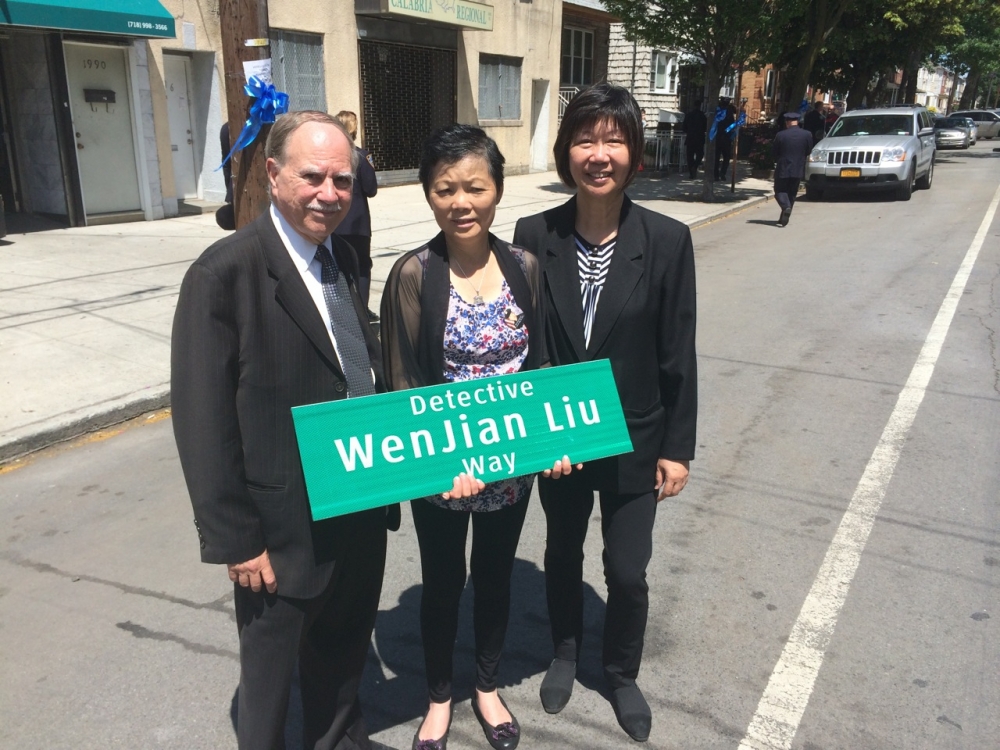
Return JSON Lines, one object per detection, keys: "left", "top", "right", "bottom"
{"left": 220, "top": 0, "right": 272, "bottom": 229}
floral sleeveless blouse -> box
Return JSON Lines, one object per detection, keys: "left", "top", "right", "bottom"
{"left": 426, "top": 272, "right": 534, "bottom": 512}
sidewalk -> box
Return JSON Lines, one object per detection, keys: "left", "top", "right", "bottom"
{"left": 0, "top": 169, "right": 772, "bottom": 461}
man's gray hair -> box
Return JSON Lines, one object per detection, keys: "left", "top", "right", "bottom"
{"left": 264, "top": 110, "right": 359, "bottom": 173}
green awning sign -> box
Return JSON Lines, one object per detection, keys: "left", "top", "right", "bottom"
{"left": 293, "top": 360, "right": 633, "bottom": 520}
{"left": 0, "top": 0, "right": 176, "bottom": 39}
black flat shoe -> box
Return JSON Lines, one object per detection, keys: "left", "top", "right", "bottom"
{"left": 411, "top": 702, "right": 452, "bottom": 750}
{"left": 539, "top": 658, "right": 576, "bottom": 714}
{"left": 611, "top": 684, "right": 651, "bottom": 742}
{"left": 471, "top": 691, "right": 520, "bottom": 750}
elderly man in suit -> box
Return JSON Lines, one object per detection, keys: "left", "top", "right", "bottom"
{"left": 772, "top": 111, "right": 816, "bottom": 226}
{"left": 172, "top": 110, "right": 392, "bottom": 750}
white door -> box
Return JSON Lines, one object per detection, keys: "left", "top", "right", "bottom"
{"left": 163, "top": 54, "right": 198, "bottom": 199}
{"left": 63, "top": 43, "right": 142, "bottom": 215}
{"left": 529, "top": 80, "right": 551, "bottom": 172}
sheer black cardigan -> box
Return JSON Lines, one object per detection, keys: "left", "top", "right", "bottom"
{"left": 380, "top": 232, "right": 548, "bottom": 392}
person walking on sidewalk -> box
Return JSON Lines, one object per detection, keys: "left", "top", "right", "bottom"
{"left": 682, "top": 101, "right": 707, "bottom": 179}
{"left": 772, "top": 111, "right": 815, "bottom": 226}
{"left": 333, "top": 110, "right": 379, "bottom": 321}
{"left": 172, "top": 111, "right": 396, "bottom": 750}
{"left": 513, "top": 82, "right": 698, "bottom": 743}
{"left": 381, "top": 124, "right": 577, "bottom": 750}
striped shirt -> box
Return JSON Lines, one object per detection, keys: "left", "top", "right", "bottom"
{"left": 576, "top": 232, "right": 616, "bottom": 348}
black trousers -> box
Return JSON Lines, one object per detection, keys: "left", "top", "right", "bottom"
{"left": 234, "top": 511, "right": 387, "bottom": 750}
{"left": 539, "top": 479, "right": 656, "bottom": 689}
{"left": 686, "top": 143, "right": 705, "bottom": 178}
{"left": 774, "top": 177, "right": 801, "bottom": 211}
{"left": 714, "top": 139, "right": 732, "bottom": 180}
{"left": 411, "top": 496, "right": 530, "bottom": 703}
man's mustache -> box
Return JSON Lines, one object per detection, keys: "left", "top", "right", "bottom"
{"left": 306, "top": 202, "right": 341, "bottom": 214}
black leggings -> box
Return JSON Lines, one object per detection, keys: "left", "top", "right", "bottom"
{"left": 539, "top": 480, "right": 656, "bottom": 689}
{"left": 411, "top": 496, "right": 530, "bottom": 703}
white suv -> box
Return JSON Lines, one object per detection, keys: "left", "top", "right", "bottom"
{"left": 804, "top": 107, "right": 936, "bottom": 201}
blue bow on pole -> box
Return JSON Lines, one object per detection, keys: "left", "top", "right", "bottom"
{"left": 799, "top": 98, "right": 809, "bottom": 114}
{"left": 218, "top": 76, "right": 290, "bottom": 169}
{"left": 708, "top": 106, "right": 727, "bottom": 141}
{"left": 726, "top": 112, "right": 747, "bottom": 134}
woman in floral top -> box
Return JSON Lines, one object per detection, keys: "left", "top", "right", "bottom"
{"left": 381, "top": 125, "right": 574, "bottom": 750}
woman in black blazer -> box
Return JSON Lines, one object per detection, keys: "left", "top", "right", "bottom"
{"left": 512, "top": 82, "right": 698, "bottom": 742}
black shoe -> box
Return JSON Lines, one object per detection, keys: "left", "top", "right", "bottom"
{"left": 539, "top": 658, "right": 576, "bottom": 713}
{"left": 411, "top": 702, "right": 452, "bottom": 750}
{"left": 778, "top": 207, "right": 792, "bottom": 226}
{"left": 611, "top": 684, "right": 651, "bottom": 742}
{"left": 367, "top": 308, "right": 380, "bottom": 323}
{"left": 471, "top": 691, "right": 520, "bottom": 750}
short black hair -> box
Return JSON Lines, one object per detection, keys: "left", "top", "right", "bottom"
{"left": 553, "top": 82, "right": 645, "bottom": 189}
{"left": 419, "top": 124, "right": 505, "bottom": 196}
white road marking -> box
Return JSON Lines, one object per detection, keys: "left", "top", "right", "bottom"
{"left": 738, "top": 182, "right": 1000, "bottom": 750}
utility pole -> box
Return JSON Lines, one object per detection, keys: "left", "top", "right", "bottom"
{"left": 220, "top": 0, "right": 271, "bottom": 229}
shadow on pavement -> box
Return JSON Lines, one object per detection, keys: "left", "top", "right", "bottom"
{"left": 745, "top": 219, "right": 780, "bottom": 227}
{"left": 361, "top": 557, "right": 608, "bottom": 734}
{"left": 227, "top": 558, "right": 608, "bottom": 748}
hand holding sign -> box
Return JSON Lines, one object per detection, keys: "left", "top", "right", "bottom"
{"left": 542, "top": 455, "right": 583, "bottom": 479}
{"left": 441, "top": 472, "right": 485, "bottom": 501}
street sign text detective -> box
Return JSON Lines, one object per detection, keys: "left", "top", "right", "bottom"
{"left": 292, "top": 361, "right": 632, "bottom": 519}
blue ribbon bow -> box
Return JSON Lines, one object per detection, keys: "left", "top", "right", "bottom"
{"left": 726, "top": 112, "right": 747, "bottom": 133}
{"left": 219, "top": 76, "right": 290, "bottom": 168}
{"left": 708, "top": 106, "right": 727, "bottom": 141}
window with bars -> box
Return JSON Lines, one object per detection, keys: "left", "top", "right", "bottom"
{"left": 561, "top": 27, "right": 593, "bottom": 87}
{"left": 479, "top": 54, "right": 521, "bottom": 120}
{"left": 270, "top": 29, "right": 326, "bottom": 112}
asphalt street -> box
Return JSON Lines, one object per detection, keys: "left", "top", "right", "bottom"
{"left": 1, "top": 142, "right": 998, "bottom": 750}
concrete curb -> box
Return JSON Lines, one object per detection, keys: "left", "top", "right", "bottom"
{"left": 0, "top": 389, "right": 170, "bottom": 463}
{"left": 690, "top": 192, "right": 773, "bottom": 229}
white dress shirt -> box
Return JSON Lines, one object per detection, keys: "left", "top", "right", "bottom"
{"left": 270, "top": 204, "right": 375, "bottom": 387}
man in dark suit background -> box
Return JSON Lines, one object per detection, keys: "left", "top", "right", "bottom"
{"left": 172, "top": 111, "right": 390, "bottom": 750}
{"left": 772, "top": 111, "right": 815, "bottom": 226}
{"left": 682, "top": 101, "right": 707, "bottom": 179}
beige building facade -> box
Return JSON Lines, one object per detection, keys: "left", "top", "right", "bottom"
{"left": 0, "top": 0, "right": 562, "bottom": 227}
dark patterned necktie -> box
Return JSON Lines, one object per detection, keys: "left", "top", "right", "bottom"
{"left": 316, "top": 244, "right": 376, "bottom": 397}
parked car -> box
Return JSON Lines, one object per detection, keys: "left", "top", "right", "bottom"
{"left": 804, "top": 106, "right": 936, "bottom": 201}
{"left": 950, "top": 110, "right": 1000, "bottom": 139}
{"left": 933, "top": 117, "right": 972, "bottom": 149}
{"left": 954, "top": 116, "right": 979, "bottom": 144}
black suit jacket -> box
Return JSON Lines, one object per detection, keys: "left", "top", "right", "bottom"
{"left": 513, "top": 196, "right": 697, "bottom": 494}
{"left": 773, "top": 126, "right": 815, "bottom": 179}
{"left": 171, "top": 211, "right": 391, "bottom": 600}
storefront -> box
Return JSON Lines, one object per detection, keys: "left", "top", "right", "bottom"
{"left": 0, "top": 0, "right": 175, "bottom": 227}
{"left": 355, "top": 1, "right": 492, "bottom": 181}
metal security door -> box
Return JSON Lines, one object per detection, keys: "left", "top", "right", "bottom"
{"left": 359, "top": 41, "right": 455, "bottom": 172}
{"left": 163, "top": 54, "right": 198, "bottom": 199}
{"left": 63, "top": 42, "right": 141, "bottom": 215}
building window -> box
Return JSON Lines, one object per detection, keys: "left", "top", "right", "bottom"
{"left": 764, "top": 68, "right": 776, "bottom": 99}
{"left": 652, "top": 51, "right": 678, "bottom": 94}
{"left": 479, "top": 54, "right": 522, "bottom": 120}
{"left": 719, "top": 70, "right": 738, "bottom": 99}
{"left": 270, "top": 29, "right": 326, "bottom": 112}
{"left": 561, "top": 27, "right": 593, "bottom": 87}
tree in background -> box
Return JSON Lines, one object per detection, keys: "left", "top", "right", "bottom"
{"left": 941, "top": 0, "right": 1000, "bottom": 108}
{"left": 603, "top": 0, "right": 780, "bottom": 201}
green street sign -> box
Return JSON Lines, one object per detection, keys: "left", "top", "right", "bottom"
{"left": 293, "top": 360, "right": 632, "bottom": 520}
